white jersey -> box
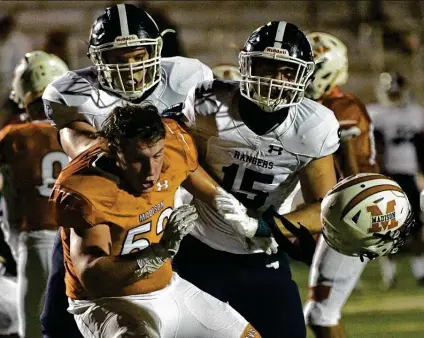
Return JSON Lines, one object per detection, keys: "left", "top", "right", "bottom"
{"left": 42, "top": 56, "right": 213, "bottom": 129}
{"left": 182, "top": 80, "right": 340, "bottom": 254}
{"left": 368, "top": 102, "right": 424, "bottom": 175}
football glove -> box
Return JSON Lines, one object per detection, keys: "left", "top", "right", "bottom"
{"left": 261, "top": 205, "right": 317, "bottom": 266}
{"left": 214, "top": 187, "right": 271, "bottom": 238}
{"left": 160, "top": 204, "right": 198, "bottom": 256}
{"left": 245, "top": 236, "right": 279, "bottom": 255}
{"left": 135, "top": 205, "right": 198, "bottom": 280}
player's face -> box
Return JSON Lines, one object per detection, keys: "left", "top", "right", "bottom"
{"left": 252, "top": 58, "right": 298, "bottom": 100}
{"left": 119, "top": 138, "right": 165, "bottom": 194}
{"left": 103, "top": 47, "right": 150, "bottom": 92}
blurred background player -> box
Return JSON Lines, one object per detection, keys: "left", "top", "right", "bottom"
{"left": 51, "top": 103, "right": 260, "bottom": 338}
{"left": 41, "top": 3, "right": 213, "bottom": 337}
{"left": 211, "top": 64, "right": 242, "bottom": 81}
{"left": 173, "top": 21, "right": 340, "bottom": 338}
{"left": 368, "top": 72, "right": 424, "bottom": 288}
{"left": 1, "top": 50, "right": 69, "bottom": 338}
{"left": 303, "top": 32, "right": 380, "bottom": 338}
{"left": 0, "top": 222, "right": 18, "bottom": 338}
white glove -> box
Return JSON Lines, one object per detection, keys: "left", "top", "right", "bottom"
{"left": 214, "top": 187, "right": 258, "bottom": 238}
{"left": 246, "top": 236, "right": 279, "bottom": 255}
{"left": 134, "top": 205, "right": 198, "bottom": 280}
{"left": 134, "top": 244, "right": 169, "bottom": 280}
{"left": 160, "top": 204, "right": 198, "bottom": 256}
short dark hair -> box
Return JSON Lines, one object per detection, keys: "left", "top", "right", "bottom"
{"left": 96, "top": 103, "right": 166, "bottom": 149}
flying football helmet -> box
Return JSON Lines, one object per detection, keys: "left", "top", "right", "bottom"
{"left": 10, "top": 50, "right": 69, "bottom": 108}
{"left": 88, "top": 3, "right": 163, "bottom": 100}
{"left": 321, "top": 173, "right": 415, "bottom": 260}
{"left": 239, "top": 21, "right": 315, "bottom": 112}
{"left": 211, "top": 64, "right": 242, "bottom": 81}
{"left": 376, "top": 72, "right": 408, "bottom": 107}
{"left": 305, "top": 32, "right": 348, "bottom": 100}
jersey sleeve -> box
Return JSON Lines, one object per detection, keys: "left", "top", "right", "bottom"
{"left": 181, "top": 79, "right": 233, "bottom": 128}
{"left": 42, "top": 72, "right": 87, "bottom": 129}
{"left": 163, "top": 118, "right": 199, "bottom": 173}
{"left": 50, "top": 185, "right": 106, "bottom": 229}
{"left": 318, "top": 112, "right": 340, "bottom": 157}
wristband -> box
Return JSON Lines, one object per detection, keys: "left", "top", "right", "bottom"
{"left": 255, "top": 217, "right": 272, "bottom": 237}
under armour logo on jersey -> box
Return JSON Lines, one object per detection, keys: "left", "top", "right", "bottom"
{"left": 157, "top": 180, "right": 169, "bottom": 191}
{"left": 268, "top": 145, "right": 284, "bottom": 155}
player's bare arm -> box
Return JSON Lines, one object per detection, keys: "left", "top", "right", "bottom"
{"left": 181, "top": 165, "right": 219, "bottom": 208}
{"left": 69, "top": 204, "right": 197, "bottom": 298}
{"left": 340, "top": 138, "right": 359, "bottom": 176}
{"left": 52, "top": 102, "right": 99, "bottom": 159}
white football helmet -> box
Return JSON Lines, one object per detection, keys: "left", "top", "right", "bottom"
{"left": 10, "top": 50, "right": 69, "bottom": 109}
{"left": 88, "top": 4, "right": 163, "bottom": 101}
{"left": 211, "top": 64, "right": 242, "bottom": 81}
{"left": 305, "top": 32, "right": 348, "bottom": 100}
{"left": 321, "top": 173, "right": 415, "bottom": 260}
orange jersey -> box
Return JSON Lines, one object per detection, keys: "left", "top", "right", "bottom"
{"left": 51, "top": 119, "right": 198, "bottom": 299}
{"left": 321, "top": 86, "right": 379, "bottom": 174}
{"left": 0, "top": 122, "right": 67, "bottom": 231}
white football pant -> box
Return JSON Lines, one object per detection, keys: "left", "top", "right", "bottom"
{"left": 69, "top": 273, "right": 255, "bottom": 338}
{"left": 304, "top": 235, "right": 368, "bottom": 326}
{"left": 17, "top": 230, "right": 57, "bottom": 338}
{"left": 0, "top": 276, "right": 19, "bottom": 335}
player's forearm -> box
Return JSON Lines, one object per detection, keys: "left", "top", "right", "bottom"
{"left": 78, "top": 244, "right": 168, "bottom": 297}
{"left": 278, "top": 202, "right": 322, "bottom": 235}
{"left": 341, "top": 139, "right": 360, "bottom": 176}
{"left": 59, "top": 122, "right": 98, "bottom": 159}
{"left": 182, "top": 165, "right": 220, "bottom": 207}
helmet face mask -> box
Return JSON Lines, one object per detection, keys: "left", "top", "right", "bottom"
{"left": 239, "top": 21, "right": 315, "bottom": 112}
{"left": 240, "top": 52, "right": 314, "bottom": 112}
{"left": 88, "top": 4, "right": 163, "bottom": 100}
{"left": 305, "top": 32, "right": 348, "bottom": 100}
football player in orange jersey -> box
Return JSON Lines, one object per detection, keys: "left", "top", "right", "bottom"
{"left": 303, "top": 32, "right": 379, "bottom": 338}
{"left": 0, "top": 51, "right": 69, "bottom": 338}
{"left": 50, "top": 103, "right": 260, "bottom": 338}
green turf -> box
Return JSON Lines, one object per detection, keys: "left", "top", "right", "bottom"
{"left": 290, "top": 255, "right": 424, "bottom": 337}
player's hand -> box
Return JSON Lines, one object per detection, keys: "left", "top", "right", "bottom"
{"left": 214, "top": 187, "right": 262, "bottom": 238}
{"left": 160, "top": 204, "right": 198, "bottom": 256}
{"left": 245, "top": 236, "right": 279, "bottom": 255}
{"left": 262, "top": 205, "right": 317, "bottom": 266}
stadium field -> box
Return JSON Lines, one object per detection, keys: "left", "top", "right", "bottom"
{"left": 291, "top": 255, "right": 424, "bottom": 337}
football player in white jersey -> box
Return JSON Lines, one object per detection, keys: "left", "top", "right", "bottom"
{"left": 41, "top": 4, "right": 213, "bottom": 337}
{"left": 303, "top": 32, "right": 379, "bottom": 338}
{"left": 172, "top": 21, "right": 340, "bottom": 338}
{"left": 42, "top": 3, "right": 212, "bottom": 158}
{"left": 368, "top": 72, "right": 424, "bottom": 288}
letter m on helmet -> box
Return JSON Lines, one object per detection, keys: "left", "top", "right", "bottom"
{"left": 366, "top": 200, "right": 398, "bottom": 233}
